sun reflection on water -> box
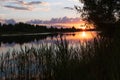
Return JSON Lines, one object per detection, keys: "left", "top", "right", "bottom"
{"left": 81, "top": 31, "right": 86, "bottom": 37}
{"left": 55, "top": 31, "right": 97, "bottom": 42}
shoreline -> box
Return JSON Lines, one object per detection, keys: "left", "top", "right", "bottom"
{"left": 0, "top": 30, "right": 97, "bottom": 37}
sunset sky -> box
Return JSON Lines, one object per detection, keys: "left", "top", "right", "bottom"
{"left": 0, "top": 0, "right": 84, "bottom": 28}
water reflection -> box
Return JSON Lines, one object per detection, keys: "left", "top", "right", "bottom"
{"left": 0, "top": 31, "right": 98, "bottom": 53}
{"left": 79, "top": 31, "right": 96, "bottom": 40}
{"left": 59, "top": 31, "right": 97, "bottom": 42}
{"left": 82, "top": 32, "right": 86, "bottom": 37}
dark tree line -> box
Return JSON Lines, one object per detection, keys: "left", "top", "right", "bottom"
{"left": 0, "top": 22, "right": 78, "bottom": 34}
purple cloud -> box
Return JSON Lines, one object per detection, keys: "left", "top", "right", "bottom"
{"left": 5, "top": 19, "right": 16, "bottom": 24}
{"left": 27, "top": 16, "right": 81, "bottom": 24}
{"left": 0, "top": 17, "right": 81, "bottom": 26}
{"left": 0, "top": 19, "right": 16, "bottom": 24}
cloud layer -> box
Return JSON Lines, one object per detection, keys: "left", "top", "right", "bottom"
{"left": 1, "top": 0, "right": 49, "bottom": 11}
{"left": 0, "top": 16, "right": 81, "bottom": 25}
{"left": 27, "top": 16, "right": 81, "bottom": 24}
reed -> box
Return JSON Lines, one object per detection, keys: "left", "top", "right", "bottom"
{"left": 0, "top": 36, "right": 119, "bottom": 80}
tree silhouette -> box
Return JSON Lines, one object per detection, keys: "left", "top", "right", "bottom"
{"left": 75, "top": 0, "right": 120, "bottom": 24}
{"left": 0, "top": 23, "right": 81, "bottom": 34}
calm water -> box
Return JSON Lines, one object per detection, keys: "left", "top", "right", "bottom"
{"left": 0, "top": 31, "right": 98, "bottom": 53}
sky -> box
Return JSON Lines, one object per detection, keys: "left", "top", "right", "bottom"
{"left": 0, "top": 0, "right": 84, "bottom": 28}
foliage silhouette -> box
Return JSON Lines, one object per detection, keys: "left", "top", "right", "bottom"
{"left": 75, "top": 0, "right": 120, "bottom": 24}
{"left": 0, "top": 22, "right": 84, "bottom": 34}
{"left": 75, "top": 0, "right": 120, "bottom": 35}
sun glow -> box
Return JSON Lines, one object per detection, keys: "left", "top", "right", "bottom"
{"left": 78, "top": 21, "right": 95, "bottom": 30}
{"left": 81, "top": 31, "right": 86, "bottom": 37}
{"left": 79, "top": 25, "right": 86, "bottom": 30}
{"left": 79, "top": 31, "right": 95, "bottom": 40}
{"left": 46, "top": 20, "right": 95, "bottom": 29}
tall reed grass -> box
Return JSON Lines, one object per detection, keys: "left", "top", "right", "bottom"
{"left": 0, "top": 36, "right": 119, "bottom": 80}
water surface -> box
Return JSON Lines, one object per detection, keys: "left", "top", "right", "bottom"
{"left": 0, "top": 31, "right": 98, "bottom": 53}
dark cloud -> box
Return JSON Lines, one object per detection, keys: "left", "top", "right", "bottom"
{"left": 26, "top": 1, "right": 42, "bottom": 5}
{"left": 4, "top": 5, "right": 30, "bottom": 10}
{"left": 17, "top": 1, "right": 43, "bottom": 5}
{"left": 27, "top": 16, "right": 81, "bottom": 24}
{"left": 3, "top": 1, "right": 49, "bottom": 11}
{"left": 64, "top": 7, "right": 74, "bottom": 10}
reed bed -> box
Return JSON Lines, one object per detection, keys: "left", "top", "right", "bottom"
{"left": 0, "top": 36, "right": 120, "bottom": 80}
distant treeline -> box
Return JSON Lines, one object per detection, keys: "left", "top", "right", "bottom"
{"left": 0, "top": 22, "right": 82, "bottom": 34}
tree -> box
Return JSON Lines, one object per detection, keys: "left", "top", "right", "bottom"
{"left": 75, "top": 0, "right": 120, "bottom": 24}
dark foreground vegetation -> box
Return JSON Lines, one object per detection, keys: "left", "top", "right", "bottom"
{"left": 0, "top": 35, "right": 120, "bottom": 80}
